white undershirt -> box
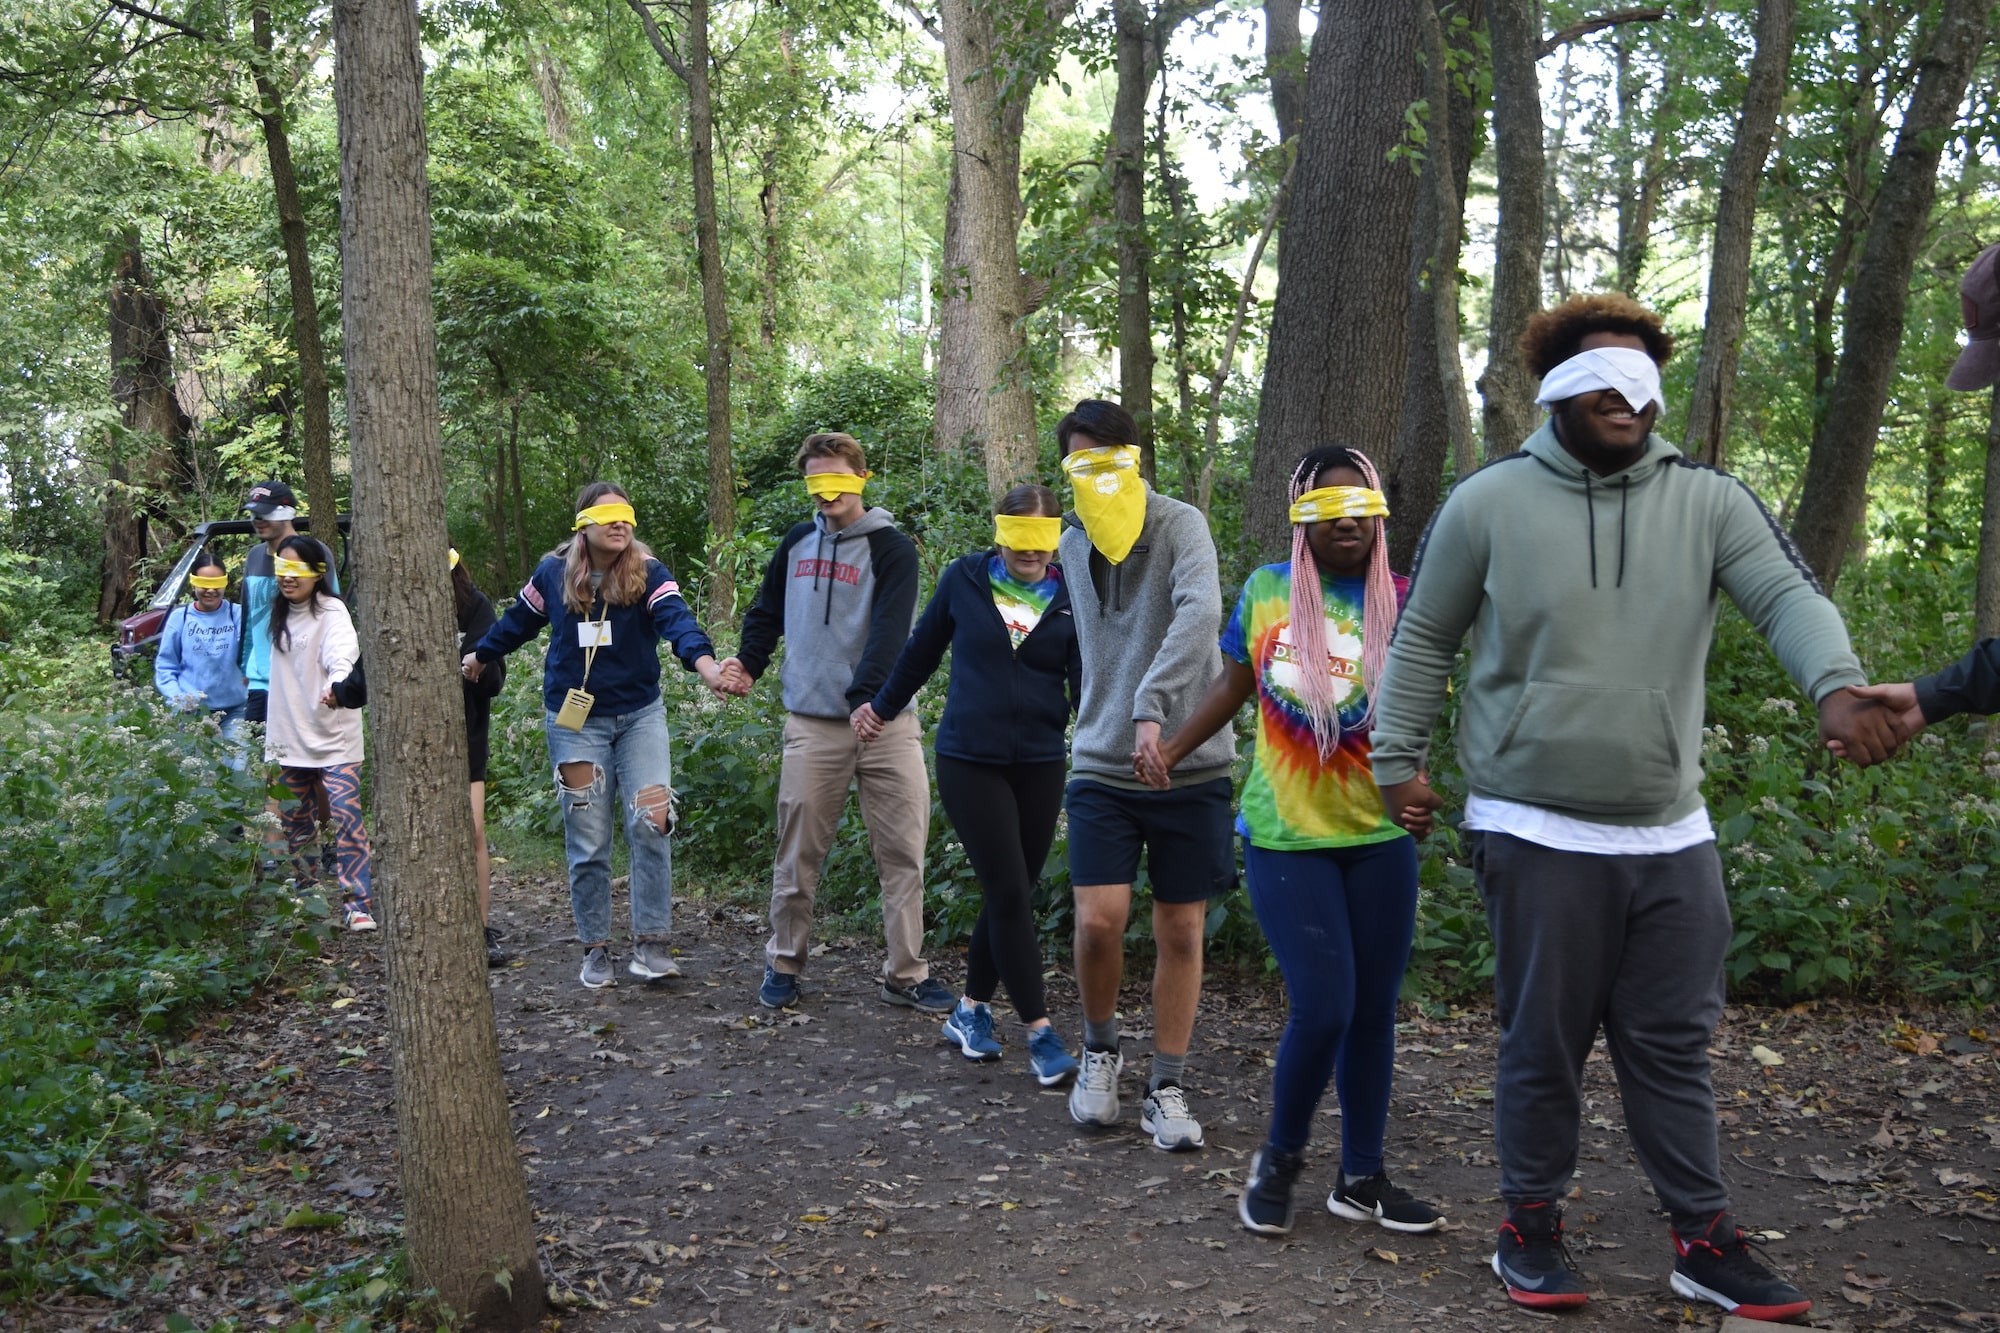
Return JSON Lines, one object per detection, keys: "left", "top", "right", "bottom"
{"left": 1462, "top": 794, "right": 1714, "bottom": 856}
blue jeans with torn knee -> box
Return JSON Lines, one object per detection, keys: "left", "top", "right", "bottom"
{"left": 544, "top": 700, "right": 674, "bottom": 946}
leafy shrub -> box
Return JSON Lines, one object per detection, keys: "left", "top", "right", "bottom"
{"left": 0, "top": 695, "right": 321, "bottom": 1300}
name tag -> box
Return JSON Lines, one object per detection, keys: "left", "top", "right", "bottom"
{"left": 578, "top": 620, "right": 613, "bottom": 648}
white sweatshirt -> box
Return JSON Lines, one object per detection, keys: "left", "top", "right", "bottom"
{"left": 264, "top": 595, "right": 366, "bottom": 768}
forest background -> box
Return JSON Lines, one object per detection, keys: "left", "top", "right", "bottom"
{"left": 2, "top": 0, "right": 2000, "bottom": 1307}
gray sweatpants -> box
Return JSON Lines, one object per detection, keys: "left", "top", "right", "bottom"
{"left": 1469, "top": 830, "right": 1731, "bottom": 1221}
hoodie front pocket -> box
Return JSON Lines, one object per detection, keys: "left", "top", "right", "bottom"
{"left": 1489, "top": 681, "right": 1683, "bottom": 814}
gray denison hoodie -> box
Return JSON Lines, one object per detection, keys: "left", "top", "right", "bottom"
{"left": 1061, "top": 487, "right": 1235, "bottom": 789}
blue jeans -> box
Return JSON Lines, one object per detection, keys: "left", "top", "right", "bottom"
{"left": 1243, "top": 836, "right": 1418, "bottom": 1170}
{"left": 544, "top": 701, "right": 675, "bottom": 946}
{"left": 214, "top": 702, "right": 248, "bottom": 771}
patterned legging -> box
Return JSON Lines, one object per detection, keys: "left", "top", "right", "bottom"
{"left": 280, "top": 764, "right": 374, "bottom": 909}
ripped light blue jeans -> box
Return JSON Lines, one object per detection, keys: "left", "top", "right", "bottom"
{"left": 544, "top": 700, "right": 674, "bottom": 945}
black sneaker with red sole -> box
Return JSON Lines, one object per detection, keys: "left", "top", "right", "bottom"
{"left": 1670, "top": 1212, "right": 1812, "bottom": 1322}
{"left": 1492, "top": 1200, "right": 1589, "bottom": 1310}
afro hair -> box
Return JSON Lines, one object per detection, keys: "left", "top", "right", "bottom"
{"left": 1519, "top": 293, "right": 1674, "bottom": 379}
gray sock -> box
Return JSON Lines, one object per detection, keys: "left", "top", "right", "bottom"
{"left": 1150, "top": 1051, "right": 1185, "bottom": 1091}
{"left": 1083, "top": 1014, "right": 1119, "bottom": 1053}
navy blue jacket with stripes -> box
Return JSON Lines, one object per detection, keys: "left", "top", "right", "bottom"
{"left": 475, "top": 554, "right": 715, "bottom": 716}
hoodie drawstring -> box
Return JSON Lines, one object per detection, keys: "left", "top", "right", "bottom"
{"left": 1581, "top": 473, "right": 1631, "bottom": 590}
{"left": 1617, "top": 476, "right": 1629, "bottom": 589}
{"left": 824, "top": 531, "right": 842, "bottom": 625}
{"left": 1584, "top": 473, "right": 1598, "bottom": 589}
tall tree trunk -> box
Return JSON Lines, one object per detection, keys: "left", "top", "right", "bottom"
{"left": 1789, "top": 0, "right": 1989, "bottom": 587}
{"left": 1477, "top": 0, "right": 1545, "bottom": 459}
{"left": 1200, "top": 157, "right": 1294, "bottom": 518}
{"left": 1682, "top": 0, "right": 1796, "bottom": 467}
{"left": 329, "top": 0, "right": 544, "bottom": 1325}
{"left": 1921, "top": 388, "right": 1952, "bottom": 557}
{"left": 938, "top": 0, "right": 1040, "bottom": 498}
{"left": 1247, "top": 0, "right": 1422, "bottom": 555}
{"left": 1155, "top": 87, "right": 1198, "bottom": 499}
{"left": 759, "top": 150, "right": 782, "bottom": 349}
{"left": 101, "top": 240, "right": 192, "bottom": 623}
{"left": 626, "top": 0, "right": 737, "bottom": 627}
{"left": 1389, "top": 0, "right": 1481, "bottom": 572}
{"left": 486, "top": 435, "right": 512, "bottom": 587}
{"left": 253, "top": 4, "right": 341, "bottom": 569}
{"left": 933, "top": 159, "right": 983, "bottom": 456}
{"left": 1110, "top": 0, "right": 1156, "bottom": 480}
{"left": 1263, "top": 0, "right": 1304, "bottom": 147}
{"left": 1978, "top": 386, "right": 2000, "bottom": 640}
{"left": 507, "top": 401, "right": 530, "bottom": 578}
{"left": 1611, "top": 26, "right": 1674, "bottom": 296}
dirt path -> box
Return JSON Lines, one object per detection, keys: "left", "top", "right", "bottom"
{"left": 27, "top": 867, "right": 2000, "bottom": 1332}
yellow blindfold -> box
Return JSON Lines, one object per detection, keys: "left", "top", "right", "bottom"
{"left": 449, "top": 547, "right": 461, "bottom": 569}
{"left": 188, "top": 573, "right": 228, "bottom": 591}
{"left": 273, "top": 556, "right": 323, "bottom": 579}
{"left": 1289, "top": 486, "right": 1389, "bottom": 525}
{"left": 995, "top": 515, "right": 1062, "bottom": 552}
{"left": 573, "top": 502, "right": 636, "bottom": 531}
{"left": 803, "top": 472, "right": 869, "bottom": 501}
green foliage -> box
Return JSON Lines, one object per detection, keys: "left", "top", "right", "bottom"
{"left": 0, "top": 696, "right": 323, "bottom": 1300}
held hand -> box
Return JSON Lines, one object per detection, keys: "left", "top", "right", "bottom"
{"left": 320, "top": 687, "right": 337, "bottom": 708}
{"left": 695, "top": 655, "right": 731, "bottom": 701}
{"left": 851, "top": 702, "right": 885, "bottom": 742}
{"left": 718, "top": 656, "right": 754, "bottom": 697}
{"left": 1131, "top": 720, "right": 1172, "bottom": 791}
{"left": 461, "top": 651, "right": 485, "bottom": 682}
{"left": 1818, "top": 687, "right": 1903, "bottom": 768}
{"left": 1843, "top": 681, "right": 1925, "bottom": 745}
{"left": 1378, "top": 774, "right": 1444, "bottom": 838}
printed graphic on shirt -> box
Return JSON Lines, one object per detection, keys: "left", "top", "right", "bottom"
{"left": 988, "top": 555, "right": 1059, "bottom": 648}
{"left": 1219, "top": 563, "right": 1404, "bottom": 850}
{"left": 177, "top": 610, "right": 240, "bottom": 660}
{"left": 795, "top": 557, "right": 861, "bottom": 586}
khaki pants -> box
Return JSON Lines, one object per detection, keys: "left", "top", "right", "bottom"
{"left": 766, "top": 710, "right": 931, "bottom": 985}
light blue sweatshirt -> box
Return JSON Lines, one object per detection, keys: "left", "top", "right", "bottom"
{"left": 155, "top": 602, "right": 249, "bottom": 712}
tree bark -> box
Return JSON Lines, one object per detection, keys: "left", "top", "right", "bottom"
{"left": 1156, "top": 86, "right": 1198, "bottom": 499}
{"left": 507, "top": 400, "right": 530, "bottom": 578}
{"left": 1263, "top": 0, "right": 1304, "bottom": 147}
{"left": 1247, "top": 0, "right": 1422, "bottom": 556}
{"left": 1921, "top": 388, "right": 1951, "bottom": 556}
{"left": 330, "top": 0, "right": 545, "bottom": 1324}
{"left": 1789, "top": 0, "right": 1990, "bottom": 587}
{"left": 1682, "top": 0, "right": 1795, "bottom": 467}
{"left": 1978, "top": 386, "right": 2000, "bottom": 640}
{"left": 253, "top": 4, "right": 342, "bottom": 570}
{"left": 1477, "top": 0, "right": 1545, "bottom": 459}
{"left": 101, "top": 239, "right": 193, "bottom": 623}
{"left": 1390, "top": 0, "right": 1481, "bottom": 572}
{"left": 627, "top": 0, "right": 736, "bottom": 627}
{"left": 938, "top": 0, "right": 1040, "bottom": 498}
{"left": 933, "top": 158, "right": 983, "bottom": 457}
{"left": 1110, "top": 0, "right": 1156, "bottom": 480}
{"left": 1200, "top": 156, "right": 1294, "bottom": 518}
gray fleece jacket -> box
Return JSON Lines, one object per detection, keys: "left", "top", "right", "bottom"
{"left": 1062, "top": 488, "right": 1234, "bottom": 788}
{"left": 737, "top": 506, "right": 920, "bottom": 720}
{"left": 1370, "top": 422, "right": 1866, "bottom": 825}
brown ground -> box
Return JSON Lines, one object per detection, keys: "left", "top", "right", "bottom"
{"left": 20, "top": 867, "right": 2000, "bottom": 1332}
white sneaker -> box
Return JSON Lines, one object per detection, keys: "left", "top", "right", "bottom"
{"left": 1068, "top": 1048, "right": 1123, "bottom": 1126}
{"left": 1140, "top": 1083, "right": 1205, "bottom": 1151}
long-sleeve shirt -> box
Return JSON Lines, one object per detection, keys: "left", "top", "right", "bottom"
{"left": 265, "top": 596, "right": 364, "bottom": 768}
{"left": 154, "top": 601, "right": 248, "bottom": 712}
{"left": 1916, "top": 638, "right": 2000, "bottom": 722}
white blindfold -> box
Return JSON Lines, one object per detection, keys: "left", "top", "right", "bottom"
{"left": 1535, "top": 346, "right": 1665, "bottom": 415}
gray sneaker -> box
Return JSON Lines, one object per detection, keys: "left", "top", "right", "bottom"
{"left": 1068, "top": 1047, "right": 1123, "bottom": 1127}
{"left": 579, "top": 945, "right": 615, "bottom": 989}
{"left": 628, "top": 940, "right": 681, "bottom": 981}
{"left": 1140, "top": 1082, "right": 1205, "bottom": 1151}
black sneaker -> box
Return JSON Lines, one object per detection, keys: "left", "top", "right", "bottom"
{"left": 880, "top": 977, "right": 954, "bottom": 1012}
{"left": 1670, "top": 1212, "right": 1812, "bottom": 1322}
{"left": 1327, "top": 1170, "right": 1444, "bottom": 1233}
{"left": 1238, "top": 1146, "right": 1306, "bottom": 1236}
{"left": 485, "top": 926, "right": 511, "bottom": 968}
{"left": 1492, "top": 1201, "right": 1588, "bottom": 1309}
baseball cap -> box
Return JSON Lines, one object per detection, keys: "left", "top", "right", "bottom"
{"left": 1947, "top": 242, "right": 2000, "bottom": 392}
{"left": 243, "top": 480, "right": 298, "bottom": 520}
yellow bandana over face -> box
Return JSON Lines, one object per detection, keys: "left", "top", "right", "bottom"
{"left": 573, "top": 501, "right": 636, "bottom": 531}
{"left": 449, "top": 547, "right": 461, "bottom": 569}
{"left": 188, "top": 573, "right": 228, "bottom": 591}
{"left": 273, "top": 556, "right": 321, "bottom": 579}
{"left": 1061, "top": 445, "right": 1145, "bottom": 563}
{"left": 1289, "top": 486, "right": 1389, "bottom": 525}
{"left": 803, "top": 472, "right": 869, "bottom": 502}
{"left": 994, "top": 514, "right": 1062, "bottom": 552}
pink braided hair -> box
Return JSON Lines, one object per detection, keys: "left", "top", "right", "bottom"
{"left": 1287, "top": 447, "right": 1397, "bottom": 759}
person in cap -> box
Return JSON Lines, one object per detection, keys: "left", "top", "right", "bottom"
{"left": 720, "top": 434, "right": 945, "bottom": 1014}
{"left": 465, "top": 481, "right": 733, "bottom": 989}
{"left": 854, "top": 482, "right": 1084, "bottom": 1088}
{"left": 1944, "top": 240, "right": 2000, "bottom": 392}
{"left": 1368, "top": 294, "right": 1902, "bottom": 1321}
{"left": 240, "top": 481, "right": 338, "bottom": 727}
{"left": 1057, "top": 399, "right": 1235, "bottom": 1153}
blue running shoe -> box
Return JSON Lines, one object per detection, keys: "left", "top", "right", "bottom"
{"left": 759, "top": 967, "right": 801, "bottom": 1009}
{"left": 941, "top": 1000, "right": 1002, "bottom": 1061}
{"left": 1027, "top": 1026, "right": 1080, "bottom": 1087}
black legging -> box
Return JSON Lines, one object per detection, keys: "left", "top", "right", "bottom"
{"left": 934, "top": 755, "right": 1067, "bottom": 1024}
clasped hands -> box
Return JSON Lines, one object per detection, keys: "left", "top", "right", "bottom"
{"left": 457, "top": 650, "right": 757, "bottom": 703}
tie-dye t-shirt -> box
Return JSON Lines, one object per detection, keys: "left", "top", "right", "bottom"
{"left": 1218, "top": 564, "right": 1409, "bottom": 850}
{"left": 989, "top": 555, "right": 1059, "bottom": 649}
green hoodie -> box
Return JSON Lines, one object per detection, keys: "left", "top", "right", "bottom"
{"left": 1370, "top": 421, "right": 1865, "bottom": 826}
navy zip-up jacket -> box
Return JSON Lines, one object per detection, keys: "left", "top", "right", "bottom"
{"left": 475, "top": 553, "right": 714, "bottom": 716}
{"left": 1916, "top": 638, "right": 2000, "bottom": 723}
{"left": 871, "top": 551, "right": 1081, "bottom": 765}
